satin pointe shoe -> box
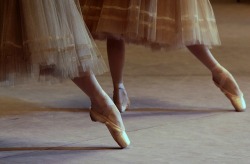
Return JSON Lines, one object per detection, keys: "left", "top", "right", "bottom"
{"left": 90, "top": 105, "right": 130, "bottom": 148}
{"left": 113, "top": 87, "right": 130, "bottom": 113}
{"left": 212, "top": 67, "right": 246, "bottom": 112}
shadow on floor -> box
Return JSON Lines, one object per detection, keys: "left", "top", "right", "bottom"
{"left": 0, "top": 146, "right": 121, "bottom": 152}
{"left": 122, "top": 108, "right": 234, "bottom": 119}
{"left": 0, "top": 96, "right": 235, "bottom": 118}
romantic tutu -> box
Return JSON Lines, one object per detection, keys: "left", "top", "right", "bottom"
{"left": 81, "top": 0, "right": 221, "bottom": 49}
{"left": 0, "top": 0, "right": 107, "bottom": 85}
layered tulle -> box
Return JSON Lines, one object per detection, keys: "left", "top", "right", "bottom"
{"left": 0, "top": 0, "right": 107, "bottom": 85}
{"left": 80, "top": 0, "right": 221, "bottom": 49}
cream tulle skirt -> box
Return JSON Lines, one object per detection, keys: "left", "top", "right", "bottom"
{"left": 0, "top": 0, "right": 107, "bottom": 85}
{"left": 80, "top": 0, "right": 221, "bottom": 49}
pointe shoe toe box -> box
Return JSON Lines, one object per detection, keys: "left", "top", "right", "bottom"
{"left": 90, "top": 109, "right": 130, "bottom": 148}
{"left": 228, "top": 94, "right": 246, "bottom": 112}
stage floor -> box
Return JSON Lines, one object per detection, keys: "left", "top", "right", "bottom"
{"left": 1, "top": 1, "right": 250, "bottom": 163}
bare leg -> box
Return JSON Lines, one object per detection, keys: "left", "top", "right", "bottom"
{"left": 107, "top": 37, "right": 130, "bottom": 112}
{"left": 72, "top": 72, "right": 111, "bottom": 113}
{"left": 72, "top": 72, "right": 130, "bottom": 148}
{"left": 107, "top": 37, "right": 125, "bottom": 88}
{"left": 187, "top": 45, "right": 219, "bottom": 71}
{"left": 187, "top": 44, "right": 246, "bottom": 111}
{"left": 187, "top": 45, "right": 239, "bottom": 95}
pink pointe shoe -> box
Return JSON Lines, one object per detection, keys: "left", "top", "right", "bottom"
{"left": 90, "top": 105, "right": 130, "bottom": 148}
{"left": 212, "top": 66, "right": 246, "bottom": 112}
{"left": 113, "top": 87, "right": 130, "bottom": 113}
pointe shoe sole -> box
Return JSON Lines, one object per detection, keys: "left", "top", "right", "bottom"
{"left": 214, "top": 81, "right": 246, "bottom": 112}
{"left": 90, "top": 110, "right": 130, "bottom": 148}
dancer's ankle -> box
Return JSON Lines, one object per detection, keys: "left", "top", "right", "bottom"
{"left": 114, "top": 83, "right": 125, "bottom": 90}
{"left": 91, "top": 92, "right": 113, "bottom": 112}
{"left": 211, "top": 64, "right": 224, "bottom": 73}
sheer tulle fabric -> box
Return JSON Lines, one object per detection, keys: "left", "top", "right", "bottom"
{"left": 80, "top": 0, "right": 221, "bottom": 49}
{"left": 0, "top": 0, "right": 107, "bottom": 85}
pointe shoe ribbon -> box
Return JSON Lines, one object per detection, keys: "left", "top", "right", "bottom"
{"left": 213, "top": 68, "right": 246, "bottom": 112}
{"left": 90, "top": 106, "right": 130, "bottom": 148}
